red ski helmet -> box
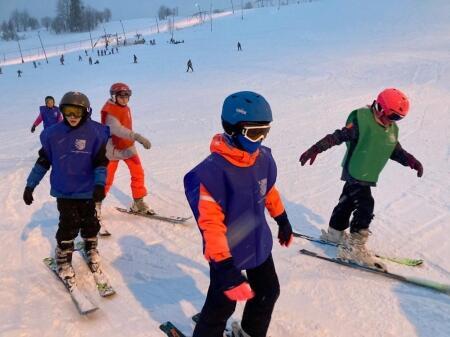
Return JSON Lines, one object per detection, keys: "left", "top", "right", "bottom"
{"left": 375, "top": 88, "right": 409, "bottom": 121}
{"left": 110, "top": 82, "right": 132, "bottom": 99}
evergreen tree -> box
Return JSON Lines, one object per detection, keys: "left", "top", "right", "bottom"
{"left": 69, "top": 0, "right": 83, "bottom": 32}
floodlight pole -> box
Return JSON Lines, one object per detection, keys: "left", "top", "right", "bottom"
{"left": 37, "top": 31, "right": 48, "bottom": 64}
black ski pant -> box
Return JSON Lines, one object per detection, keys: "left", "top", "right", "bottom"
{"left": 329, "top": 181, "right": 374, "bottom": 233}
{"left": 193, "top": 254, "right": 280, "bottom": 337}
{"left": 55, "top": 198, "right": 100, "bottom": 250}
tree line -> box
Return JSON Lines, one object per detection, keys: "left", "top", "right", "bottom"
{"left": 0, "top": 0, "right": 112, "bottom": 41}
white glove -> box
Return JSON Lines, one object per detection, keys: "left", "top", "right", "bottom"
{"left": 133, "top": 133, "right": 151, "bottom": 149}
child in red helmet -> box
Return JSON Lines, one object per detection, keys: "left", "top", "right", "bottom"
{"left": 299, "top": 88, "right": 423, "bottom": 270}
{"left": 99, "top": 83, "right": 153, "bottom": 220}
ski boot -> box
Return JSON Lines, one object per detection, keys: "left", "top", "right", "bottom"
{"left": 320, "top": 227, "right": 348, "bottom": 244}
{"left": 222, "top": 321, "right": 251, "bottom": 337}
{"left": 55, "top": 240, "right": 75, "bottom": 281}
{"left": 83, "top": 237, "right": 101, "bottom": 272}
{"left": 337, "top": 229, "right": 386, "bottom": 271}
{"left": 131, "top": 197, "right": 155, "bottom": 215}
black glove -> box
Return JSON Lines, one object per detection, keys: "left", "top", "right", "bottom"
{"left": 299, "top": 145, "right": 320, "bottom": 166}
{"left": 211, "top": 257, "right": 246, "bottom": 291}
{"left": 274, "top": 211, "right": 293, "bottom": 247}
{"left": 406, "top": 155, "right": 423, "bottom": 177}
{"left": 31, "top": 125, "right": 36, "bottom": 133}
{"left": 93, "top": 185, "right": 105, "bottom": 202}
{"left": 23, "top": 186, "right": 34, "bottom": 205}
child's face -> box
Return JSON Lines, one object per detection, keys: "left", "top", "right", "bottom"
{"left": 66, "top": 115, "right": 82, "bottom": 127}
{"left": 116, "top": 93, "right": 130, "bottom": 107}
{"left": 46, "top": 100, "right": 54, "bottom": 108}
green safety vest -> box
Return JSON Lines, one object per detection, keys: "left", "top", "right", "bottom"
{"left": 342, "top": 108, "right": 398, "bottom": 183}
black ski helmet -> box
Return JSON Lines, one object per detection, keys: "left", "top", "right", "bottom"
{"left": 59, "top": 91, "right": 91, "bottom": 115}
{"left": 44, "top": 96, "right": 55, "bottom": 104}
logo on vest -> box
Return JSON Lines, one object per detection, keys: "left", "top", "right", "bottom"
{"left": 258, "top": 178, "right": 267, "bottom": 197}
{"left": 75, "top": 139, "right": 86, "bottom": 151}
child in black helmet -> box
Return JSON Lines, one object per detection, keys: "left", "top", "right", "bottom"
{"left": 24, "top": 91, "right": 110, "bottom": 283}
{"left": 30, "top": 96, "right": 62, "bottom": 133}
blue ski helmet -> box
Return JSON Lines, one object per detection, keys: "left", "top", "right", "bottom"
{"left": 221, "top": 91, "right": 273, "bottom": 126}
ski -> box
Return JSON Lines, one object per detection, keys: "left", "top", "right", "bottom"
{"left": 293, "top": 232, "right": 424, "bottom": 267}
{"left": 115, "top": 207, "right": 192, "bottom": 224}
{"left": 299, "top": 249, "right": 450, "bottom": 295}
{"left": 43, "top": 257, "right": 99, "bottom": 315}
{"left": 76, "top": 242, "right": 116, "bottom": 297}
{"left": 159, "top": 321, "right": 188, "bottom": 337}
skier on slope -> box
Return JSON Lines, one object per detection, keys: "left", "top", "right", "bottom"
{"left": 184, "top": 91, "right": 294, "bottom": 337}
{"left": 99, "top": 83, "right": 153, "bottom": 217}
{"left": 30, "top": 96, "right": 63, "bottom": 133}
{"left": 23, "top": 91, "right": 109, "bottom": 280}
{"left": 299, "top": 88, "right": 423, "bottom": 270}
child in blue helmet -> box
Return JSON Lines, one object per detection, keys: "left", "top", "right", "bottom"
{"left": 184, "top": 91, "right": 293, "bottom": 337}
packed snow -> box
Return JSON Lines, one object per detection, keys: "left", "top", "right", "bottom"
{"left": 0, "top": 0, "right": 449, "bottom": 336}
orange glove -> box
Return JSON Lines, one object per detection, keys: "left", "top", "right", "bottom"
{"left": 224, "top": 282, "right": 255, "bottom": 301}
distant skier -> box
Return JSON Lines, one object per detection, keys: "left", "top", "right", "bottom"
{"left": 237, "top": 41, "right": 242, "bottom": 51}
{"left": 23, "top": 91, "right": 109, "bottom": 281}
{"left": 186, "top": 59, "right": 194, "bottom": 72}
{"left": 31, "top": 96, "right": 63, "bottom": 133}
{"left": 88, "top": 57, "right": 93, "bottom": 65}
{"left": 133, "top": 54, "right": 138, "bottom": 63}
{"left": 33, "top": 61, "right": 37, "bottom": 68}
{"left": 94, "top": 60, "right": 100, "bottom": 64}
{"left": 17, "top": 70, "right": 22, "bottom": 77}
{"left": 99, "top": 82, "right": 153, "bottom": 219}
{"left": 184, "top": 91, "right": 293, "bottom": 337}
{"left": 299, "top": 88, "right": 423, "bottom": 270}
{"left": 78, "top": 55, "right": 82, "bottom": 61}
{"left": 97, "top": 50, "right": 100, "bottom": 57}
{"left": 60, "top": 54, "right": 64, "bottom": 65}
{"left": 84, "top": 49, "right": 88, "bottom": 56}
{"left": 0, "top": 67, "right": 2, "bottom": 74}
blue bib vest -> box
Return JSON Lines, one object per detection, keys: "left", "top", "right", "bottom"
{"left": 184, "top": 146, "right": 277, "bottom": 270}
{"left": 40, "top": 119, "right": 109, "bottom": 198}
{"left": 40, "top": 106, "right": 61, "bottom": 129}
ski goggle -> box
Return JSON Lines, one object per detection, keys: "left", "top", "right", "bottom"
{"left": 116, "top": 90, "right": 132, "bottom": 98}
{"left": 373, "top": 101, "right": 404, "bottom": 121}
{"left": 240, "top": 124, "right": 271, "bottom": 142}
{"left": 61, "top": 105, "right": 85, "bottom": 118}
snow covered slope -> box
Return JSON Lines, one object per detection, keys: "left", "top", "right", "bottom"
{"left": 0, "top": 0, "right": 449, "bottom": 336}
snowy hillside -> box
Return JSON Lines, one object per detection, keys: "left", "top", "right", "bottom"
{"left": 1, "top": 0, "right": 450, "bottom": 336}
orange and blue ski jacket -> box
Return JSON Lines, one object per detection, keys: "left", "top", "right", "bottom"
{"left": 184, "top": 134, "right": 285, "bottom": 270}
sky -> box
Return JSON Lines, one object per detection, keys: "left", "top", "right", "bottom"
{"left": 0, "top": 0, "right": 235, "bottom": 22}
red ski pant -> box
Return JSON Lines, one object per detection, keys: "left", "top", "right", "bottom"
{"left": 105, "top": 155, "right": 147, "bottom": 199}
